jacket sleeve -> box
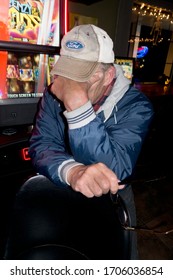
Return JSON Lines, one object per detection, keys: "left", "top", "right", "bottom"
{"left": 64, "top": 88, "right": 154, "bottom": 181}
{"left": 28, "top": 88, "right": 77, "bottom": 187}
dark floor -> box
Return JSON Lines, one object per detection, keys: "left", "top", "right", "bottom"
{"left": 134, "top": 177, "right": 173, "bottom": 260}
{"left": 132, "top": 83, "right": 173, "bottom": 260}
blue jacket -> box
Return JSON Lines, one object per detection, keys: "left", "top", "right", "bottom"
{"left": 29, "top": 65, "right": 154, "bottom": 188}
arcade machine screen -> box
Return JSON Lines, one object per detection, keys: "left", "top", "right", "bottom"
{"left": 115, "top": 57, "right": 134, "bottom": 83}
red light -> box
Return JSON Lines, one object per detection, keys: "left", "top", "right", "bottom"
{"left": 64, "top": 0, "right": 69, "bottom": 33}
{"left": 21, "top": 147, "right": 31, "bottom": 161}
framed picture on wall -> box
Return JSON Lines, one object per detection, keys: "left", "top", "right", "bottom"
{"left": 69, "top": 13, "right": 98, "bottom": 30}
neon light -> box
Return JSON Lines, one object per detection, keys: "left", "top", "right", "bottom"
{"left": 64, "top": 0, "right": 68, "bottom": 33}
{"left": 0, "top": 0, "right": 9, "bottom": 98}
{"left": 137, "top": 46, "right": 149, "bottom": 58}
{"left": 21, "top": 147, "right": 31, "bottom": 161}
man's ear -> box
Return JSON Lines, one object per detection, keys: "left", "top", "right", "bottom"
{"left": 103, "top": 66, "right": 116, "bottom": 86}
{"left": 89, "top": 65, "right": 115, "bottom": 85}
{"left": 89, "top": 70, "right": 104, "bottom": 84}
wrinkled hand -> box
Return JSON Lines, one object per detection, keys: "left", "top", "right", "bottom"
{"left": 51, "top": 76, "right": 89, "bottom": 111}
{"left": 67, "top": 162, "right": 125, "bottom": 198}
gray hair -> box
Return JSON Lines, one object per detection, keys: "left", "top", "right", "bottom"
{"left": 100, "top": 62, "right": 114, "bottom": 72}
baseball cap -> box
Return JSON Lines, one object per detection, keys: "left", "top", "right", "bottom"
{"left": 51, "top": 24, "right": 115, "bottom": 82}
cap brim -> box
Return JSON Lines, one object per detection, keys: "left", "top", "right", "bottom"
{"left": 50, "top": 56, "right": 100, "bottom": 82}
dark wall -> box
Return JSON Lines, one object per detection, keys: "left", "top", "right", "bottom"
{"left": 134, "top": 25, "right": 171, "bottom": 82}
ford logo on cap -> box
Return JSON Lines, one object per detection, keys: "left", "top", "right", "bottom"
{"left": 66, "top": 40, "right": 84, "bottom": 50}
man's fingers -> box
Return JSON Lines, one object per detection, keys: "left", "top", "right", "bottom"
{"left": 74, "top": 185, "right": 95, "bottom": 198}
{"left": 69, "top": 162, "right": 124, "bottom": 198}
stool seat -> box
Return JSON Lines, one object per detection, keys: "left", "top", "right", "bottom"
{"left": 4, "top": 175, "right": 131, "bottom": 260}
{"left": 16, "top": 244, "right": 88, "bottom": 260}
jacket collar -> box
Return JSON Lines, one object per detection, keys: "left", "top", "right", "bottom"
{"left": 96, "top": 64, "right": 131, "bottom": 121}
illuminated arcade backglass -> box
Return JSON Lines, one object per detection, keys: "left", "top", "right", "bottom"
{"left": 8, "top": 0, "right": 60, "bottom": 45}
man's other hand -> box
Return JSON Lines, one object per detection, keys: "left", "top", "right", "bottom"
{"left": 67, "top": 162, "right": 125, "bottom": 198}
